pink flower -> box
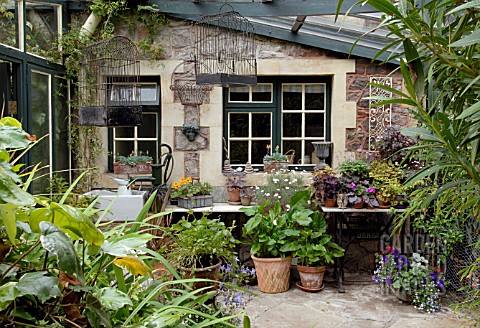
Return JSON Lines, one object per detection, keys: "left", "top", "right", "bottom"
{"left": 350, "top": 182, "right": 356, "bottom": 189}
{"left": 368, "top": 187, "right": 376, "bottom": 193}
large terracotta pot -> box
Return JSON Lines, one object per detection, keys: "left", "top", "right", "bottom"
{"left": 297, "top": 264, "right": 326, "bottom": 290}
{"left": 324, "top": 198, "right": 335, "bottom": 207}
{"left": 252, "top": 254, "right": 292, "bottom": 293}
{"left": 227, "top": 188, "right": 241, "bottom": 203}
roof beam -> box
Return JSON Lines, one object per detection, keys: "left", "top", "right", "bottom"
{"left": 291, "top": 16, "right": 307, "bottom": 33}
{"left": 146, "top": 0, "right": 379, "bottom": 17}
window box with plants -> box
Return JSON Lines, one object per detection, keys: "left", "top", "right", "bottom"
{"left": 113, "top": 154, "right": 153, "bottom": 174}
{"left": 263, "top": 145, "right": 289, "bottom": 173}
{"left": 171, "top": 177, "right": 213, "bottom": 209}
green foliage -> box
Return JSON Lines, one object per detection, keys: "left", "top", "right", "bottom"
{"left": 0, "top": 118, "right": 247, "bottom": 327}
{"left": 263, "top": 145, "right": 288, "bottom": 162}
{"left": 163, "top": 214, "right": 238, "bottom": 268}
{"left": 337, "top": 159, "right": 370, "bottom": 178}
{"left": 115, "top": 154, "right": 153, "bottom": 165}
{"left": 338, "top": 0, "right": 480, "bottom": 316}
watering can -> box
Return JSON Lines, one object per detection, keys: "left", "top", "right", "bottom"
{"left": 111, "top": 177, "right": 132, "bottom": 196}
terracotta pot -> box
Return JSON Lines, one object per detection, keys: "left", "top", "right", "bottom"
{"left": 227, "top": 188, "right": 241, "bottom": 203}
{"left": 324, "top": 198, "right": 335, "bottom": 207}
{"left": 378, "top": 199, "right": 391, "bottom": 209}
{"left": 297, "top": 264, "right": 326, "bottom": 290}
{"left": 353, "top": 200, "right": 364, "bottom": 209}
{"left": 251, "top": 254, "right": 292, "bottom": 294}
{"left": 180, "top": 260, "right": 222, "bottom": 292}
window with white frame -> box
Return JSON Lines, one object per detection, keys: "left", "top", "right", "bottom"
{"left": 224, "top": 77, "right": 330, "bottom": 168}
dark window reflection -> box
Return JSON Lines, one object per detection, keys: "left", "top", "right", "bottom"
{"left": 138, "top": 113, "right": 157, "bottom": 138}
{"left": 305, "top": 84, "right": 325, "bottom": 111}
{"left": 252, "top": 84, "right": 272, "bottom": 102}
{"left": 229, "top": 86, "right": 249, "bottom": 102}
{"left": 230, "top": 113, "right": 248, "bottom": 137}
{"left": 283, "top": 84, "right": 302, "bottom": 111}
{"left": 230, "top": 141, "right": 248, "bottom": 164}
{"left": 305, "top": 113, "right": 324, "bottom": 137}
{"left": 252, "top": 140, "right": 270, "bottom": 164}
{"left": 252, "top": 113, "right": 271, "bottom": 138}
{"left": 283, "top": 113, "right": 301, "bottom": 137}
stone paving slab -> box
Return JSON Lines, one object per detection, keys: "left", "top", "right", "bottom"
{"left": 244, "top": 283, "right": 475, "bottom": 328}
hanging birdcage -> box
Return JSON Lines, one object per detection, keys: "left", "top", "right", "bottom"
{"left": 170, "top": 60, "right": 213, "bottom": 106}
{"left": 194, "top": 9, "right": 257, "bottom": 86}
{"left": 78, "top": 36, "right": 142, "bottom": 127}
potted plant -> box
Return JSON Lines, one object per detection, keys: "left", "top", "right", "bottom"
{"left": 289, "top": 190, "right": 344, "bottom": 290}
{"left": 337, "top": 159, "right": 370, "bottom": 182}
{"left": 114, "top": 153, "right": 153, "bottom": 174}
{"left": 263, "top": 145, "right": 289, "bottom": 173}
{"left": 241, "top": 192, "right": 307, "bottom": 293}
{"left": 312, "top": 167, "right": 339, "bottom": 207}
{"left": 240, "top": 186, "right": 254, "bottom": 206}
{"left": 346, "top": 180, "right": 369, "bottom": 208}
{"left": 364, "top": 186, "right": 379, "bottom": 209}
{"left": 372, "top": 247, "right": 445, "bottom": 312}
{"left": 170, "top": 177, "right": 213, "bottom": 208}
{"left": 162, "top": 213, "right": 239, "bottom": 290}
{"left": 224, "top": 171, "right": 246, "bottom": 204}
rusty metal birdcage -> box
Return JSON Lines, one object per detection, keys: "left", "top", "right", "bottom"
{"left": 170, "top": 60, "right": 213, "bottom": 106}
{"left": 194, "top": 9, "right": 257, "bottom": 86}
{"left": 78, "top": 36, "right": 142, "bottom": 127}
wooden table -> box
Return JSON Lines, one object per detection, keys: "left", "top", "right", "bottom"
{"left": 321, "top": 206, "right": 408, "bottom": 293}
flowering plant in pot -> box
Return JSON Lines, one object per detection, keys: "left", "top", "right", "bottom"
{"left": 171, "top": 177, "right": 213, "bottom": 208}
{"left": 346, "top": 180, "right": 368, "bottom": 207}
{"left": 363, "top": 186, "right": 379, "bottom": 208}
{"left": 372, "top": 247, "right": 445, "bottom": 312}
{"left": 312, "top": 168, "right": 340, "bottom": 206}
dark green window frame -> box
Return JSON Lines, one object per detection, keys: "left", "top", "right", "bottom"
{"left": 223, "top": 76, "right": 331, "bottom": 170}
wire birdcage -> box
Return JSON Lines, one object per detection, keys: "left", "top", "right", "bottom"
{"left": 194, "top": 9, "right": 257, "bottom": 86}
{"left": 78, "top": 36, "right": 142, "bottom": 127}
{"left": 170, "top": 60, "right": 213, "bottom": 106}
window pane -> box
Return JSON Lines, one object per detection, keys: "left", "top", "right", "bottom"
{"left": 140, "top": 84, "right": 158, "bottom": 102}
{"left": 230, "top": 141, "right": 248, "bottom": 165}
{"left": 229, "top": 86, "right": 249, "bottom": 102}
{"left": 305, "top": 113, "right": 325, "bottom": 137}
{"left": 305, "top": 84, "right": 325, "bottom": 111}
{"left": 115, "top": 126, "right": 134, "bottom": 138}
{"left": 26, "top": 2, "right": 59, "bottom": 56}
{"left": 0, "top": 1, "right": 16, "bottom": 48}
{"left": 252, "top": 83, "right": 272, "bottom": 102}
{"left": 137, "top": 141, "right": 157, "bottom": 161}
{"left": 282, "top": 84, "right": 302, "bottom": 111}
{"left": 137, "top": 113, "right": 157, "bottom": 138}
{"left": 229, "top": 113, "right": 248, "bottom": 137}
{"left": 252, "top": 140, "right": 270, "bottom": 164}
{"left": 115, "top": 141, "right": 134, "bottom": 157}
{"left": 252, "top": 113, "right": 271, "bottom": 138}
{"left": 283, "top": 113, "right": 302, "bottom": 137}
{"left": 30, "top": 71, "right": 50, "bottom": 194}
{"left": 54, "top": 77, "right": 69, "bottom": 180}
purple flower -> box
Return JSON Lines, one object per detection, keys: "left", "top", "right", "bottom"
{"left": 391, "top": 249, "right": 399, "bottom": 256}
{"left": 350, "top": 182, "right": 356, "bottom": 189}
{"left": 397, "top": 262, "right": 403, "bottom": 269}
{"left": 437, "top": 279, "right": 445, "bottom": 289}
{"left": 430, "top": 271, "right": 438, "bottom": 281}
{"left": 399, "top": 255, "right": 410, "bottom": 267}
{"left": 383, "top": 255, "right": 389, "bottom": 264}
{"left": 386, "top": 277, "right": 392, "bottom": 286}
{"left": 367, "top": 187, "right": 376, "bottom": 193}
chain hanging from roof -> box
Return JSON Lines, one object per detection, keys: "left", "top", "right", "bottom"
{"left": 170, "top": 59, "right": 213, "bottom": 106}
{"left": 368, "top": 76, "right": 392, "bottom": 150}
{"left": 194, "top": 8, "right": 257, "bottom": 86}
{"left": 78, "top": 36, "right": 142, "bottom": 127}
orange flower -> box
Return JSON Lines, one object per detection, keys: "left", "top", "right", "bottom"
{"left": 173, "top": 181, "right": 181, "bottom": 189}
{"left": 180, "top": 177, "right": 186, "bottom": 184}
{"left": 186, "top": 177, "right": 192, "bottom": 183}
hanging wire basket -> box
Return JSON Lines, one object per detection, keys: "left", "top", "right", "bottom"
{"left": 170, "top": 60, "right": 213, "bottom": 106}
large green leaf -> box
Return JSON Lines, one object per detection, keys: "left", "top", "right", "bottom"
{"left": 39, "top": 221, "right": 84, "bottom": 285}
{"left": 16, "top": 272, "right": 62, "bottom": 303}
{"left": 449, "top": 29, "right": 480, "bottom": 47}
{"left": 0, "top": 172, "right": 34, "bottom": 206}
{"left": 29, "top": 203, "right": 104, "bottom": 246}
{"left": 0, "top": 282, "right": 19, "bottom": 311}
{"left": 101, "top": 233, "right": 154, "bottom": 257}
{"left": 0, "top": 204, "right": 18, "bottom": 244}
{"left": 96, "top": 287, "right": 132, "bottom": 311}
{"left": 0, "top": 125, "right": 31, "bottom": 151}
